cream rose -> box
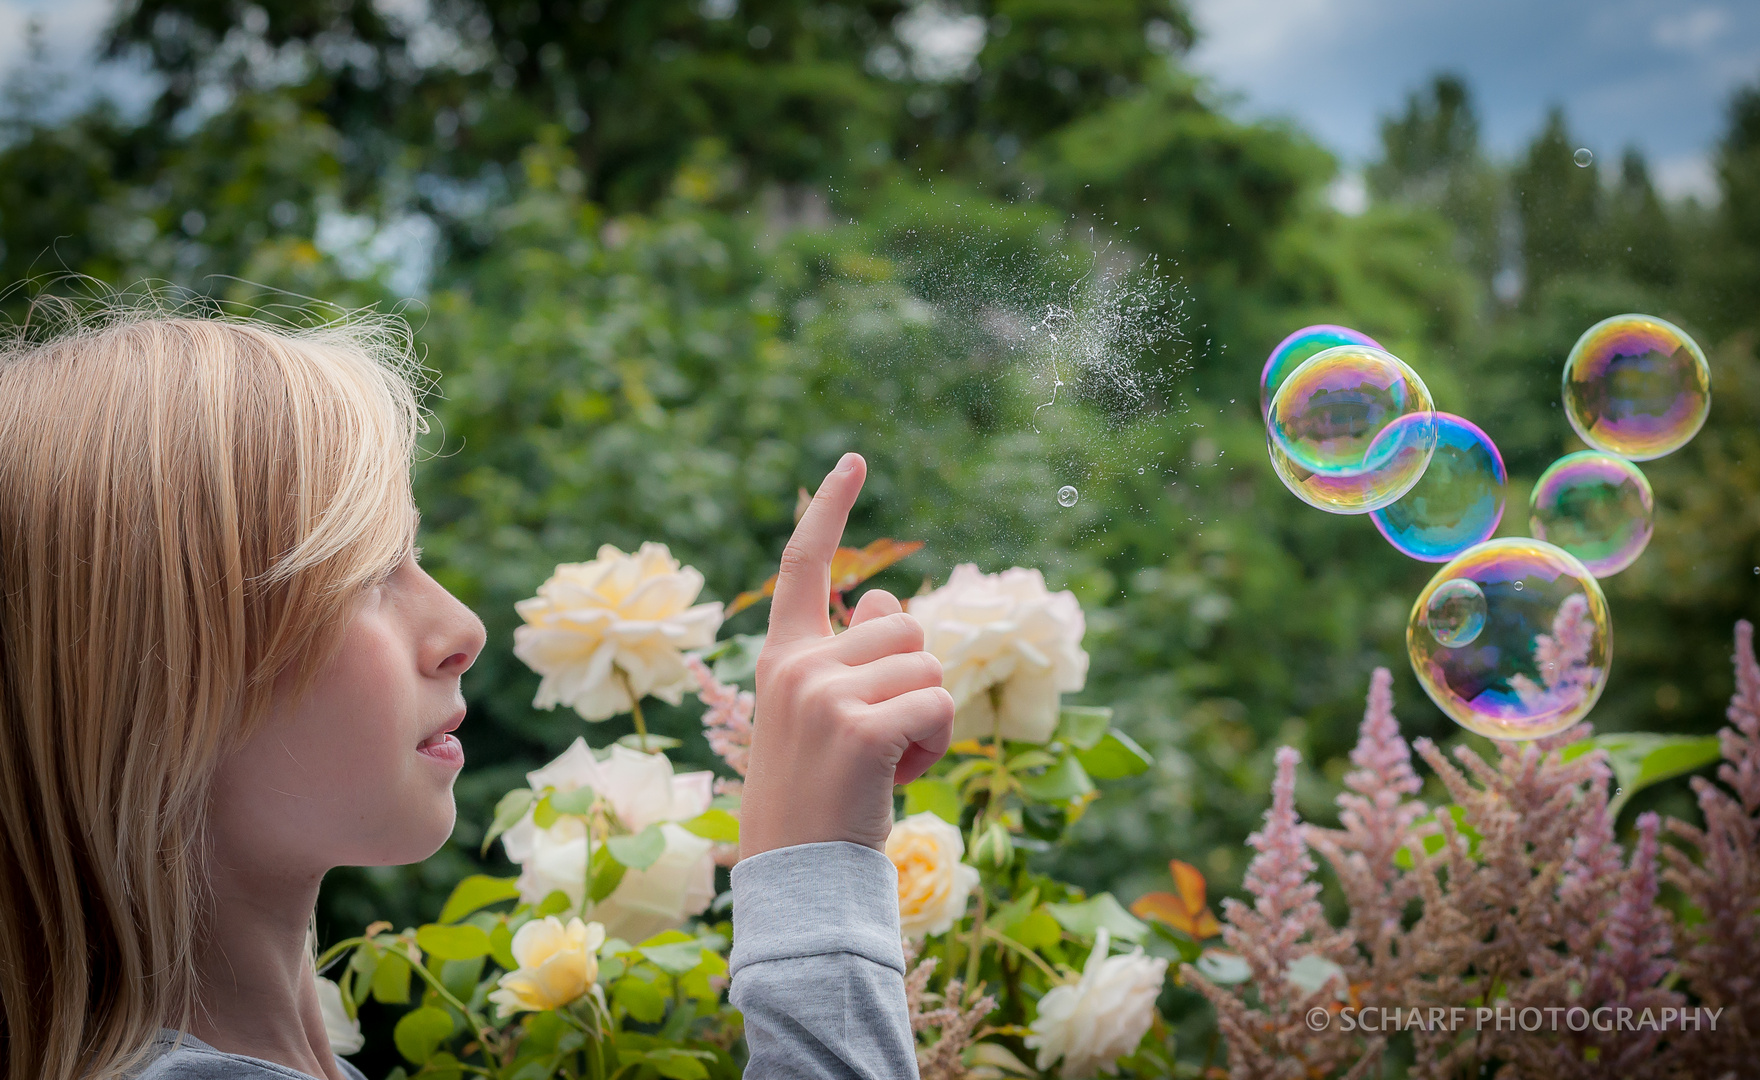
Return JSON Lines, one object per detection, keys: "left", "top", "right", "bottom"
{"left": 886, "top": 812, "right": 980, "bottom": 938}
{"left": 1025, "top": 928, "right": 1169, "bottom": 1078}
{"left": 514, "top": 543, "right": 724, "bottom": 721}
{"left": 314, "top": 975, "right": 363, "bottom": 1055}
{"left": 502, "top": 741, "right": 717, "bottom": 943}
{"left": 487, "top": 916, "right": 605, "bottom": 1018}
{"left": 907, "top": 564, "right": 1088, "bottom": 743}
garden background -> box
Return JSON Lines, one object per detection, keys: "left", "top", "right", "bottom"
{"left": 4, "top": 1, "right": 1760, "bottom": 1071}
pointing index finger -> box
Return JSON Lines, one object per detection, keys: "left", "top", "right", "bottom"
{"left": 767, "top": 452, "right": 865, "bottom": 643}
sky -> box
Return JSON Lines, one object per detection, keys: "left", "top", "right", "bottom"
{"left": 3, "top": 0, "right": 1757, "bottom": 202}
{"left": 1184, "top": 0, "right": 1760, "bottom": 201}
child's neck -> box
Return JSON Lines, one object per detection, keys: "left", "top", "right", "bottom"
{"left": 189, "top": 852, "right": 343, "bottom": 1080}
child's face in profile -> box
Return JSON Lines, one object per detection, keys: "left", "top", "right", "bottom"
{"left": 206, "top": 549, "right": 487, "bottom": 879}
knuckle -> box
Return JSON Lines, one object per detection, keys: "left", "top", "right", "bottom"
{"left": 915, "top": 651, "right": 945, "bottom": 687}
{"left": 889, "top": 611, "right": 925, "bottom": 650}
{"left": 776, "top": 542, "right": 817, "bottom": 580}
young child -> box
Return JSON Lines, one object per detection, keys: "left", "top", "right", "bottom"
{"left": 0, "top": 311, "right": 952, "bottom": 1079}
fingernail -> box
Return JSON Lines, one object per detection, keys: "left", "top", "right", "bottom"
{"left": 835, "top": 452, "right": 860, "bottom": 474}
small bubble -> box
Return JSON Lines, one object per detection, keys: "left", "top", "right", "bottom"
{"left": 1574, "top": 147, "right": 1593, "bottom": 168}
{"left": 1137, "top": 467, "right": 1145, "bottom": 474}
{"left": 1057, "top": 485, "right": 1079, "bottom": 507}
{"left": 1513, "top": 581, "right": 1524, "bottom": 591}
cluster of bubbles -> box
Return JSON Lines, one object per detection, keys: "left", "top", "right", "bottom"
{"left": 1261, "top": 313, "right": 1711, "bottom": 740}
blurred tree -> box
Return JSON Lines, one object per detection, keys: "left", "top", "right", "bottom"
{"left": 1512, "top": 106, "right": 1602, "bottom": 300}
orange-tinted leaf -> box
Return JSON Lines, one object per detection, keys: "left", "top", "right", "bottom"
{"left": 793, "top": 487, "right": 812, "bottom": 525}
{"left": 1130, "top": 892, "right": 1200, "bottom": 936}
{"left": 724, "top": 539, "right": 924, "bottom": 618}
{"left": 829, "top": 539, "right": 925, "bottom": 592}
{"left": 1170, "top": 860, "right": 1208, "bottom": 915}
{"left": 1194, "top": 908, "right": 1222, "bottom": 939}
{"left": 725, "top": 576, "right": 779, "bottom": 618}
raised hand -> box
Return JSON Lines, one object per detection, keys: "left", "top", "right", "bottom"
{"left": 738, "top": 453, "right": 955, "bottom": 858}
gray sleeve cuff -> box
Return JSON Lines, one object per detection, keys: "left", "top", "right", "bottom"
{"left": 729, "top": 841, "right": 905, "bottom": 977}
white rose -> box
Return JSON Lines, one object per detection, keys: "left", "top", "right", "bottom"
{"left": 502, "top": 741, "right": 717, "bottom": 943}
{"left": 907, "top": 564, "right": 1088, "bottom": 743}
{"left": 514, "top": 819, "right": 715, "bottom": 943}
{"left": 514, "top": 543, "right": 724, "bottom": 721}
{"left": 314, "top": 974, "right": 363, "bottom": 1055}
{"left": 885, "top": 812, "right": 980, "bottom": 939}
{"left": 1025, "top": 929, "right": 1169, "bottom": 1078}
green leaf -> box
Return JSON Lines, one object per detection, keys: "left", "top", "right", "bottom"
{"left": 440, "top": 955, "right": 484, "bottom": 1003}
{"left": 531, "top": 795, "right": 560, "bottom": 830}
{"left": 489, "top": 921, "right": 518, "bottom": 971}
{"left": 1195, "top": 949, "right": 1252, "bottom": 985}
{"left": 1045, "top": 893, "right": 1148, "bottom": 942}
{"left": 901, "top": 777, "right": 962, "bottom": 824}
{"left": 438, "top": 875, "right": 522, "bottom": 924}
{"left": 1006, "top": 906, "right": 1064, "bottom": 951}
{"left": 482, "top": 788, "right": 536, "bottom": 856}
{"left": 614, "top": 975, "right": 668, "bottom": 1023}
{"left": 622, "top": 1049, "right": 712, "bottom": 1080}
{"left": 605, "top": 824, "right": 666, "bottom": 870}
{"left": 640, "top": 939, "right": 707, "bottom": 975}
{"left": 1568, "top": 733, "right": 1723, "bottom": 817}
{"left": 1055, "top": 706, "right": 1114, "bottom": 749}
{"left": 415, "top": 923, "right": 492, "bottom": 961}
{"left": 507, "top": 1059, "right": 560, "bottom": 1080}
{"left": 1075, "top": 730, "right": 1154, "bottom": 780}
{"left": 535, "top": 889, "right": 575, "bottom": 917}
{"left": 549, "top": 786, "right": 597, "bottom": 815}
{"left": 710, "top": 633, "right": 765, "bottom": 684}
{"left": 347, "top": 943, "right": 380, "bottom": 1008}
{"left": 679, "top": 807, "right": 740, "bottom": 842}
{"left": 1395, "top": 805, "right": 1482, "bottom": 869}
{"left": 588, "top": 846, "right": 627, "bottom": 903}
{"left": 421, "top": 1052, "right": 463, "bottom": 1080}
{"left": 392, "top": 1005, "right": 454, "bottom": 1065}
{"left": 1018, "top": 754, "right": 1094, "bottom": 803}
{"left": 371, "top": 951, "right": 412, "bottom": 1004}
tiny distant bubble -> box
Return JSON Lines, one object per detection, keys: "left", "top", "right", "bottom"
{"left": 1266, "top": 345, "right": 1437, "bottom": 514}
{"left": 1529, "top": 451, "right": 1655, "bottom": 577}
{"left": 1563, "top": 314, "right": 1710, "bottom": 460}
{"left": 1407, "top": 539, "right": 1610, "bottom": 740}
{"left": 1057, "top": 485, "right": 1079, "bottom": 507}
{"left": 1372, "top": 413, "right": 1506, "bottom": 562}
{"left": 1259, "top": 324, "right": 1381, "bottom": 420}
{"left": 1426, "top": 578, "right": 1487, "bottom": 648}
{"left": 1574, "top": 147, "right": 1593, "bottom": 167}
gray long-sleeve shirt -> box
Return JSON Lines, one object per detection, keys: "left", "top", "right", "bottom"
{"left": 135, "top": 841, "right": 916, "bottom": 1079}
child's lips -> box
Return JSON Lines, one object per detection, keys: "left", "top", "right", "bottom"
{"left": 417, "top": 731, "right": 465, "bottom": 766}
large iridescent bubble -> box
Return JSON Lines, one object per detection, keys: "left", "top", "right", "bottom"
{"left": 1260, "top": 324, "right": 1381, "bottom": 420}
{"left": 1528, "top": 451, "right": 1654, "bottom": 577}
{"left": 1563, "top": 314, "right": 1710, "bottom": 461}
{"left": 1267, "top": 345, "right": 1437, "bottom": 514}
{"left": 1371, "top": 413, "right": 1506, "bottom": 561}
{"left": 1407, "top": 539, "right": 1611, "bottom": 740}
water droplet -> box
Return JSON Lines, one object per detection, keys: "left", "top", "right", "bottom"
{"left": 1057, "top": 485, "right": 1079, "bottom": 507}
{"left": 1574, "top": 147, "right": 1593, "bottom": 168}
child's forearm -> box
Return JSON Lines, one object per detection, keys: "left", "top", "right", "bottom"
{"left": 728, "top": 842, "right": 918, "bottom": 1078}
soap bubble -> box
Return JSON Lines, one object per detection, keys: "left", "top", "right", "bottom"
{"left": 1371, "top": 413, "right": 1506, "bottom": 561}
{"left": 1574, "top": 147, "right": 1593, "bottom": 167}
{"left": 1426, "top": 578, "right": 1487, "bottom": 648}
{"left": 1529, "top": 451, "right": 1654, "bottom": 577}
{"left": 1267, "top": 345, "right": 1437, "bottom": 514}
{"left": 1057, "top": 485, "right": 1079, "bottom": 507}
{"left": 1259, "top": 324, "right": 1381, "bottom": 420}
{"left": 1407, "top": 539, "right": 1610, "bottom": 740}
{"left": 1563, "top": 314, "right": 1710, "bottom": 460}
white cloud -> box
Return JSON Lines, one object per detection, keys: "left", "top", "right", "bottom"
{"left": 1652, "top": 6, "right": 1730, "bottom": 53}
{"left": 1654, "top": 153, "right": 1718, "bottom": 202}
{"left": 1327, "top": 171, "right": 1369, "bottom": 215}
{"left": 894, "top": 1, "right": 986, "bottom": 82}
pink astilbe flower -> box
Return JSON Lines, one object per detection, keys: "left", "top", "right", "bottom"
{"left": 1184, "top": 747, "right": 1369, "bottom": 1080}
{"left": 1509, "top": 592, "right": 1600, "bottom": 713}
{"left": 685, "top": 654, "right": 754, "bottom": 777}
{"left": 1307, "top": 668, "right": 1426, "bottom": 994}
{"left": 1662, "top": 620, "right": 1760, "bottom": 1073}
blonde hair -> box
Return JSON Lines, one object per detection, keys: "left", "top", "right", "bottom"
{"left": 0, "top": 298, "right": 427, "bottom": 1079}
